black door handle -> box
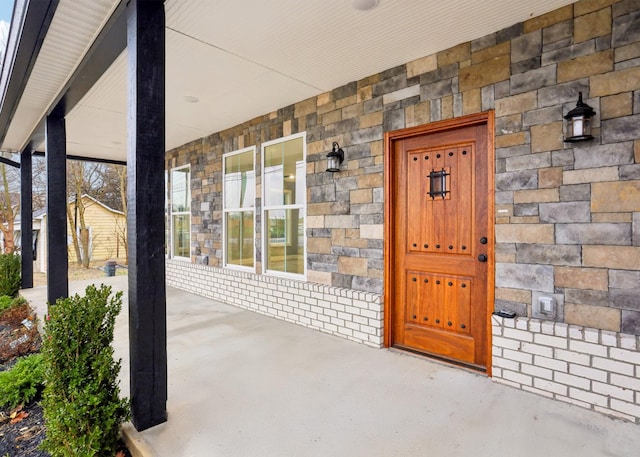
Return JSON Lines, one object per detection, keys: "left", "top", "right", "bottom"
{"left": 478, "top": 254, "right": 488, "bottom": 262}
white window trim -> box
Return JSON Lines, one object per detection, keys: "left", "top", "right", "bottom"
{"left": 170, "top": 164, "right": 191, "bottom": 261}
{"left": 261, "top": 132, "right": 307, "bottom": 280}
{"left": 223, "top": 146, "right": 256, "bottom": 273}
{"left": 164, "top": 170, "right": 169, "bottom": 258}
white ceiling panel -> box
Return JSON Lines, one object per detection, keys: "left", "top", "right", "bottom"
{"left": 3, "top": 0, "right": 577, "bottom": 162}
{"left": 2, "top": 0, "right": 118, "bottom": 153}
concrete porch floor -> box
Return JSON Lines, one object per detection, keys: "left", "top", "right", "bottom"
{"left": 21, "top": 276, "right": 640, "bottom": 457}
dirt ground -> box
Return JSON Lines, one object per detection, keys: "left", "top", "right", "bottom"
{"left": 32, "top": 260, "right": 128, "bottom": 287}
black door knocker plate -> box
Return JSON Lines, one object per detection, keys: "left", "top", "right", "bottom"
{"left": 428, "top": 168, "right": 450, "bottom": 199}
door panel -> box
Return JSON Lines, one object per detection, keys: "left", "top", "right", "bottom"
{"left": 386, "top": 115, "right": 492, "bottom": 370}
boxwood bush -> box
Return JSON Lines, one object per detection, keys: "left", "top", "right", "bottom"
{"left": 41, "top": 284, "right": 129, "bottom": 457}
{"left": 0, "top": 254, "right": 21, "bottom": 297}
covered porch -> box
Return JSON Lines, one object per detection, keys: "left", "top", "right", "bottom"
{"left": 21, "top": 277, "right": 640, "bottom": 457}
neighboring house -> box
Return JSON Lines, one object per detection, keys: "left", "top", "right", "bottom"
{"left": 14, "top": 195, "right": 125, "bottom": 272}
{"left": 0, "top": 0, "right": 639, "bottom": 429}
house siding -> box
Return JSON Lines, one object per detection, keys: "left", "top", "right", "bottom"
{"left": 34, "top": 198, "right": 125, "bottom": 273}
{"left": 167, "top": 0, "right": 640, "bottom": 423}
{"left": 67, "top": 197, "right": 125, "bottom": 263}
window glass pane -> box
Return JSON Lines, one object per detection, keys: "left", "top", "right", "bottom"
{"left": 264, "top": 137, "right": 303, "bottom": 207}
{"left": 171, "top": 168, "right": 190, "bottom": 212}
{"left": 264, "top": 145, "right": 284, "bottom": 207}
{"left": 224, "top": 151, "right": 255, "bottom": 209}
{"left": 226, "top": 211, "right": 254, "bottom": 267}
{"left": 265, "top": 209, "right": 304, "bottom": 275}
{"left": 172, "top": 214, "right": 190, "bottom": 258}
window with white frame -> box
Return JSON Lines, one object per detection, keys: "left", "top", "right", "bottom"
{"left": 262, "top": 133, "right": 306, "bottom": 277}
{"left": 223, "top": 147, "right": 256, "bottom": 270}
{"left": 164, "top": 170, "right": 169, "bottom": 257}
{"left": 170, "top": 165, "right": 191, "bottom": 259}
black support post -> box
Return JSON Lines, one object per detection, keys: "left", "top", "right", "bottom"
{"left": 20, "top": 149, "right": 33, "bottom": 289}
{"left": 45, "top": 116, "right": 68, "bottom": 305}
{"left": 127, "top": 0, "right": 167, "bottom": 431}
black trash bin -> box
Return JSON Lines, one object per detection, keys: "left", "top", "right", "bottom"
{"left": 105, "top": 260, "right": 117, "bottom": 277}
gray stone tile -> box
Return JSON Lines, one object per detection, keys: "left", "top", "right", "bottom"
{"left": 551, "top": 150, "right": 574, "bottom": 167}
{"left": 610, "top": 289, "right": 640, "bottom": 311}
{"left": 543, "top": 21, "right": 573, "bottom": 45}
{"left": 609, "top": 270, "right": 640, "bottom": 289}
{"left": 539, "top": 201, "right": 591, "bottom": 223}
{"left": 421, "top": 79, "right": 455, "bottom": 100}
{"left": 565, "top": 288, "right": 610, "bottom": 307}
{"left": 496, "top": 22, "right": 523, "bottom": 43}
{"left": 495, "top": 262, "right": 554, "bottom": 292}
{"left": 612, "top": 10, "right": 640, "bottom": 47}
{"left": 472, "top": 33, "right": 497, "bottom": 52}
{"left": 496, "top": 170, "right": 537, "bottom": 191}
{"left": 352, "top": 276, "right": 383, "bottom": 294}
{"left": 620, "top": 164, "right": 640, "bottom": 180}
{"left": 538, "top": 79, "right": 589, "bottom": 108}
{"left": 621, "top": 310, "right": 640, "bottom": 335}
{"left": 516, "top": 244, "right": 581, "bottom": 266}
{"left": 511, "top": 57, "right": 541, "bottom": 75}
{"left": 482, "top": 84, "right": 495, "bottom": 110}
{"left": 496, "top": 144, "right": 530, "bottom": 159}
{"left": 523, "top": 106, "right": 563, "bottom": 127}
{"left": 559, "top": 184, "right": 591, "bottom": 202}
{"left": 510, "top": 64, "right": 556, "bottom": 95}
{"left": 506, "top": 152, "right": 551, "bottom": 171}
{"left": 602, "top": 115, "right": 640, "bottom": 143}
{"left": 512, "top": 30, "right": 542, "bottom": 63}
{"left": 573, "top": 142, "right": 634, "bottom": 169}
{"left": 556, "top": 223, "right": 632, "bottom": 245}
{"left": 541, "top": 40, "right": 595, "bottom": 66}
{"left": 494, "top": 299, "right": 528, "bottom": 317}
{"left": 514, "top": 203, "right": 539, "bottom": 217}
{"left": 383, "top": 109, "right": 405, "bottom": 131}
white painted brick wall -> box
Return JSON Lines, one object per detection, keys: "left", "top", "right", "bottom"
{"left": 167, "top": 259, "right": 384, "bottom": 347}
{"left": 492, "top": 315, "right": 640, "bottom": 424}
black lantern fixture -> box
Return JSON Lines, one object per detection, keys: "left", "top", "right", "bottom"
{"left": 564, "top": 92, "right": 596, "bottom": 142}
{"left": 326, "top": 141, "right": 345, "bottom": 172}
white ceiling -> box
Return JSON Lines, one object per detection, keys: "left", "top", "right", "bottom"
{"left": 3, "top": 0, "right": 576, "bottom": 162}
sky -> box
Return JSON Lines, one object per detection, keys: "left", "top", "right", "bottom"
{"left": 0, "top": 0, "right": 13, "bottom": 23}
{"left": 0, "top": 0, "right": 13, "bottom": 61}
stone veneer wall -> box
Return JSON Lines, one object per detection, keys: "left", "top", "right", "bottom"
{"left": 166, "top": 0, "right": 640, "bottom": 422}
{"left": 168, "top": 0, "right": 640, "bottom": 332}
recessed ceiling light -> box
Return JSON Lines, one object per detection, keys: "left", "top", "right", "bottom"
{"left": 353, "top": 0, "right": 379, "bottom": 11}
{"left": 183, "top": 95, "right": 200, "bottom": 104}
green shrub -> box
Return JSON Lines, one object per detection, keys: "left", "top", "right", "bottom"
{"left": 0, "top": 254, "right": 21, "bottom": 297}
{"left": 0, "top": 295, "right": 12, "bottom": 314}
{"left": 41, "top": 284, "right": 130, "bottom": 457}
{"left": 0, "top": 295, "right": 27, "bottom": 315}
{"left": 0, "top": 353, "right": 45, "bottom": 408}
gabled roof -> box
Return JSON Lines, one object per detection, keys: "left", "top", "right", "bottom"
{"left": 32, "top": 194, "right": 124, "bottom": 220}
{"left": 0, "top": 0, "right": 574, "bottom": 163}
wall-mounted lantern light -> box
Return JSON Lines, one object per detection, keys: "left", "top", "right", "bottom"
{"left": 326, "top": 141, "right": 345, "bottom": 172}
{"left": 564, "top": 92, "right": 595, "bottom": 142}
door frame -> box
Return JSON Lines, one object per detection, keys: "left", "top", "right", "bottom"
{"left": 383, "top": 111, "right": 495, "bottom": 375}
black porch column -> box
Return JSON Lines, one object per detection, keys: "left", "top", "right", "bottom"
{"left": 20, "top": 149, "right": 33, "bottom": 289}
{"left": 127, "top": 0, "right": 167, "bottom": 431}
{"left": 45, "top": 116, "right": 68, "bottom": 304}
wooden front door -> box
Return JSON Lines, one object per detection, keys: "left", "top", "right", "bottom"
{"left": 384, "top": 113, "right": 494, "bottom": 371}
